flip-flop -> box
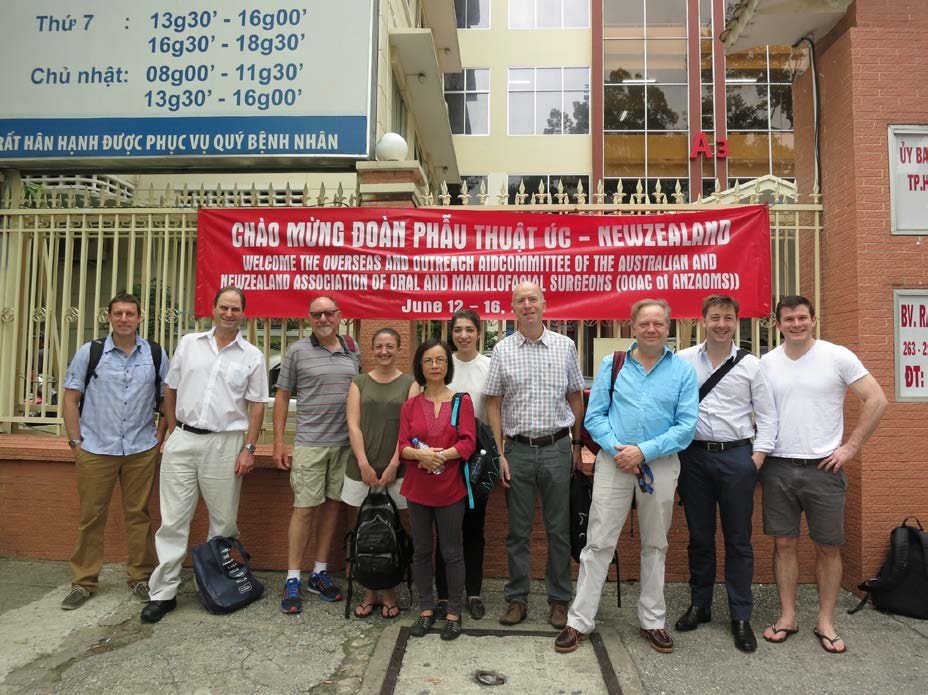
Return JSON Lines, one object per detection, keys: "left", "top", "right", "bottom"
{"left": 763, "top": 624, "right": 799, "bottom": 643}
{"left": 813, "top": 628, "right": 847, "bottom": 654}
{"left": 382, "top": 603, "right": 401, "bottom": 619}
{"left": 354, "top": 602, "right": 380, "bottom": 618}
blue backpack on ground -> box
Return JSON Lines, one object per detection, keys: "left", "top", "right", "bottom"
{"left": 191, "top": 536, "right": 265, "bottom": 614}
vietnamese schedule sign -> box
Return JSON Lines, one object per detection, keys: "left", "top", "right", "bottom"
{"left": 195, "top": 206, "right": 772, "bottom": 320}
{"left": 0, "top": 1, "right": 374, "bottom": 164}
{"left": 894, "top": 290, "right": 928, "bottom": 402}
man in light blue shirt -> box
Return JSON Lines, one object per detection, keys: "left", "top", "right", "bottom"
{"left": 61, "top": 293, "right": 169, "bottom": 610}
{"left": 555, "top": 299, "right": 697, "bottom": 655}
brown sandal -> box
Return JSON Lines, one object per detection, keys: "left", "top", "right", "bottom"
{"left": 354, "top": 602, "right": 380, "bottom": 618}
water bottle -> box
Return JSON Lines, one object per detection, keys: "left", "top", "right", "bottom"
{"left": 412, "top": 437, "right": 445, "bottom": 475}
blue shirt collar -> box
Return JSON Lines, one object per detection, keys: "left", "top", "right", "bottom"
{"left": 626, "top": 341, "right": 674, "bottom": 366}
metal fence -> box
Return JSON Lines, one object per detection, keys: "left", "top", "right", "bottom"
{"left": 0, "top": 174, "right": 822, "bottom": 433}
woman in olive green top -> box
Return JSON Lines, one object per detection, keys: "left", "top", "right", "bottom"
{"left": 344, "top": 327, "right": 418, "bottom": 618}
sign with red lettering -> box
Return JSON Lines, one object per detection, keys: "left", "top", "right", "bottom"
{"left": 894, "top": 289, "right": 928, "bottom": 402}
{"left": 689, "top": 132, "right": 729, "bottom": 160}
{"left": 195, "top": 205, "right": 771, "bottom": 319}
{"left": 889, "top": 125, "right": 928, "bottom": 235}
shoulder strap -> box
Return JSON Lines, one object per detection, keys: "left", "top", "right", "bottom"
{"left": 147, "top": 339, "right": 164, "bottom": 411}
{"left": 607, "top": 351, "right": 625, "bottom": 401}
{"left": 79, "top": 339, "right": 106, "bottom": 415}
{"left": 338, "top": 334, "right": 362, "bottom": 370}
{"left": 450, "top": 392, "right": 465, "bottom": 428}
{"left": 699, "top": 348, "right": 749, "bottom": 402}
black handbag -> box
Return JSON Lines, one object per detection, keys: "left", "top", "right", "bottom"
{"left": 191, "top": 536, "right": 265, "bottom": 614}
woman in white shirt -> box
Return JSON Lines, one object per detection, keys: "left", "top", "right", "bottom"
{"left": 434, "top": 309, "right": 492, "bottom": 620}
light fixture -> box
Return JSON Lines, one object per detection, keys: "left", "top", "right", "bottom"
{"left": 375, "top": 133, "right": 409, "bottom": 161}
{"left": 727, "top": 77, "right": 760, "bottom": 84}
{"left": 417, "top": 73, "right": 427, "bottom": 84}
{"left": 622, "top": 78, "right": 656, "bottom": 84}
{"left": 619, "top": 110, "right": 628, "bottom": 122}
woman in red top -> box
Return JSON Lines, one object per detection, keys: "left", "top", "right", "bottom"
{"left": 399, "top": 338, "right": 476, "bottom": 641}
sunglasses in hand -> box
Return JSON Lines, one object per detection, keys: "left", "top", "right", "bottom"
{"left": 636, "top": 463, "right": 655, "bottom": 495}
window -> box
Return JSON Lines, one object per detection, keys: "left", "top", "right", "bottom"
{"left": 506, "top": 174, "right": 590, "bottom": 203}
{"left": 446, "top": 175, "right": 489, "bottom": 205}
{"left": 725, "top": 46, "right": 795, "bottom": 178}
{"left": 509, "top": 0, "right": 589, "bottom": 29}
{"left": 455, "top": 0, "right": 489, "bottom": 29}
{"left": 444, "top": 69, "right": 490, "bottom": 135}
{"left": 508, "top": 67, "right": 590, "bottom": 135}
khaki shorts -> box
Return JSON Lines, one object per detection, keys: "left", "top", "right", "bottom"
{"left": 290, "top": 445, "right": 350, "bottom": 507}
{"left": 759, "top": 456, "right": 846, "bottom": 547}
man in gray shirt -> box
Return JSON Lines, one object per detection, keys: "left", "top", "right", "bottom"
{"left": 273, "top": 296, "right": 360, "bottom": 613}
{"left": 485, "top": 282, "right": 585, "bottom": 629}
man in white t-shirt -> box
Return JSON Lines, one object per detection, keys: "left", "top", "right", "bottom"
{"left": 759, "top": 296, "right": 886, "bottom": 654}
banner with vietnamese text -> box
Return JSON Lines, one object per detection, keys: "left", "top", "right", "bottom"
{"left": 195, "top": 206, "right": 771, "bottom": 319}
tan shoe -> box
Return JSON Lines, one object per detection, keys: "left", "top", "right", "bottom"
{"left": 549, "top": 600, "right": 568, "bottom": 629}
{"left": 554, "top": 626, "right": 584, "bottom": 653}
{"left": 498, "top": 601, "right": 527, "bottom": 625}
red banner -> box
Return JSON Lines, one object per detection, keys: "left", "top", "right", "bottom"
{"left": 195, "top": 206, "right": 771, "bottom": 319}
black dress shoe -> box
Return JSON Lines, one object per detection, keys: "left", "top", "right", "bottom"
{"left": 141, "top": 598, "right": 177, "bottom": 624}
{"left": 731, "top": 620, "right": 758, "bottom": 653}
{"left": 674, "top": 605, "right": 711, "bottom": 632}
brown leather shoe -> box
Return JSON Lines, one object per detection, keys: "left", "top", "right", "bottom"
{"left": 549, "top": 601, "right": 568, "bottom": 629}
{"left": 639, "top": 628, "right": 674, "bottom": 653}
{"left": 499, "top": 601, "right": 527, "bottom": 625}
{"left": 554, "top": 626, "right": 584, "bottom": 653}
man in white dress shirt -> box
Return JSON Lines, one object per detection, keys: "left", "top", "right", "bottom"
{"left": 674, "top": 295, "right": 777, "bottom": 653}
{"left": 141, "top": 286, "right": 268, "bottom": 623}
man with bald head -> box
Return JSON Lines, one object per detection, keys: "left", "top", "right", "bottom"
{"left": 485, "top": 282, "right": 585, "bottom": 629}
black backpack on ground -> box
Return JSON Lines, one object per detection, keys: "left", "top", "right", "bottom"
{"left": 191, "top": 536, "right": 265, "bottom": 615}
{"left": 344, "top": 488, "right": 413, "bottom": 619}
{"left": 849, "top": 516, "right": 928, "bottom": 619}
{"left": 569, "top": 471, "right": 621, "bottom": 607}
{"left": 81, "top": 336, "right": 163, "bottom": 414}
{"left": 450, "top": 393, "right": 500, "bottom": 509}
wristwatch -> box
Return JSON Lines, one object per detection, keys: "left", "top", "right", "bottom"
{"left": 68, "top": 438, "right": 83, "bottom": 449}
{"left": 243, "top": 443, "right": 257, "bottom": 454}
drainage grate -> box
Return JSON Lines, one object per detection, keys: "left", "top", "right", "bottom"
{"left": 380, "top": 628, "right": 623, "bottom": 695}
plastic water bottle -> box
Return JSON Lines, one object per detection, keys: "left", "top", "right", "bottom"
{"left": 412, "top": 437, "right": 445, "bottom": 475}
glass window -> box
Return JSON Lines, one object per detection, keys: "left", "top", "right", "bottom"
{"left": 647, "top": 85, "right": 687, "bottom": 130}
{"left": 726, "top": 47, "right": 767, "bottom": 82}
{"left": 646, "top": 39, "right": 687, "bottom": 83}
{"left": 604, "top": 1, "right": 643, "bottom": 37}
{"left": 604, "top": 85, "right": 645, "bottom": 129}
{"left": 699, "top": 0, "right": 713, "bottom": 37}
{"left": 769, "top": 85, "right": 793, "bottom": 130}
{"left": 768, "top": 46, "right": 794, "bottom": 82}
{"left": 604, "top": 133, "right": 646, "bottom": 177}
{"left": 701, "top": 85, "right": 713, "bottom": 131}
{"left": 727, "top": 132, "right": 771, "bottom": 177}
{"left": 444, "top": 68, "right": 490, "bottom": 135}
{"left": 508, "top": 67, "right": 590, "bottom": 135}
{"left": 604, "top": 40, "right": 645, "bottom": 82}
{"left": 701, "top": 39, "right": 714, "bottom": 83}
{"left": 454, "top": 0, "right": 489, "bottom": 29}
{"left": 645, "top": 1, "right": 687, "bottom": 38}
{"left": 646, "top": 133, "right": 689, "bottom": 177}
{"left": 726, "top": 84, "right": 768, "bottom": 130}
{"left": 772, "top": 132, "right": 795, "bottom": 176}
{"left": 510, "top": 0, "right": 589, "bottom": 29}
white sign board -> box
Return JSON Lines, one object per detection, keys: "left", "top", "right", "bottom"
{"left": 888, "top": 125, "right": 928, "bottom": 235}
{"left": 0, "top": 0, "right": 375, "bottom": 165}
{"left": 894, "top": 289, "right": 928, "bottom": 402}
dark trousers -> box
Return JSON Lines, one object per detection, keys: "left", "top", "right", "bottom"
{"left": 408, "top": 499, "right": 466, "bottom": 617}
{"left": 678, "top": 443, "right": 757, "bottom": 620}
{"left": 435, "top": 493, "right": 488, "bottom": 599}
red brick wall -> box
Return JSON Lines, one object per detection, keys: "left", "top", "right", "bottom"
{"left": 793, "top": 1, "right": 928, "bottom": 590}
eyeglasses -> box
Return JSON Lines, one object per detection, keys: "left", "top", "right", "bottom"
{"left": 309, "top": 310, "right": 339, "bottom": 319}
{"left": 422, "top": 357, "right": 448, "bottom": 366}
{"left": 637, "top": 463, "right": 654, "bottom": 495}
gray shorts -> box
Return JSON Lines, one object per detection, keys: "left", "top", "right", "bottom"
{"left": 758, "top": 456, "right": 846, "bottom": 547}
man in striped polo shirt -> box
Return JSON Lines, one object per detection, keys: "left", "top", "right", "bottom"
{"left": 273, "top": 296, "right": 360, "bottom": 613}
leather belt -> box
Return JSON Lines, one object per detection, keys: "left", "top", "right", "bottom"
{"left": 768, "top": 455, "right": 826, "bottom": 466}
{"left": 177, "top": 421, "right": 215, "bottom": 435}
{"left": 508, "top": 427, "right": 570, "bottom": 447}
{"left": 689, "top": 438, "right": 752, "bottom": 452}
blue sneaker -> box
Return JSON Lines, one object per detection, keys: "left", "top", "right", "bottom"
{"left": 280, "top": 578, "right": 302, "bottom": 614}
{"left": 308, "top": 571, "right": 343, "bottom": 603}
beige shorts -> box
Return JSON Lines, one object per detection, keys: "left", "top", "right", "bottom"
{"left": 290, "top": 445, "right": 350, "bottom": 507}
{"left": 341, "top": 475, "right": 407, "bottom": 510}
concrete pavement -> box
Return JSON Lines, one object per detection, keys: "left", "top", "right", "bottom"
{"left": 1, "top": 557, "right": 926, "bottom": 694}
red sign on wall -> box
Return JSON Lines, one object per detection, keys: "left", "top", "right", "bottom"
{"left": 195, "top": 206, "right": 771, "bottom": 320}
